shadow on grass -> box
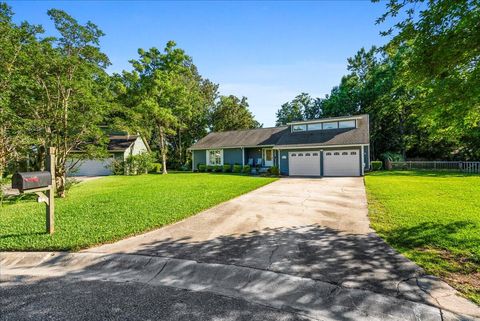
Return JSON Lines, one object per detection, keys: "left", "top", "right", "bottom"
{"left": 367, "top": 170, "right": 479, "bottom": 178}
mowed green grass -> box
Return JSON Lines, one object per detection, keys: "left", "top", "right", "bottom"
{"left": 0, "top": 173, "right": 277, "bottom": 251}
{"left": 365, "top": 171, "right": 480, "bottom": 304}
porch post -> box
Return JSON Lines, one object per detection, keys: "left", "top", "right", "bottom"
{"left": 241, "top": 147, "right": 245, "bottom": 165}
{"left": 277, "top": 149, "right": 281, "bottom": 173}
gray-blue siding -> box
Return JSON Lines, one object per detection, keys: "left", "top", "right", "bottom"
{"left": 363, "top": 145, "right": 370, "bottom": 170}
{"left": 223, "top": 148, "right": 243, "bottom": 165}
{"left": 192, "top": 150, "right": 206, "bottom": 170}
{"left": 192, "top": 148, "right": 243, "bottom": 170}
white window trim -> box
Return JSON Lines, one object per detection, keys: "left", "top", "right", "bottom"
{"left": 291, "top": 124, "right": 307, "bottom": 132}
{"left": 206, "top": 149, "right": 224, "bottom": 166}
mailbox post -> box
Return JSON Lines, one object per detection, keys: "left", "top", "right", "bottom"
{"left": 11, "top": 147, "right": 56, "bottom": 234}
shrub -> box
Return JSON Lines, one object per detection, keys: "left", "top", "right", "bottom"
{"left": 206, "top": 165, "right": 214, "bottom": 172}
{"left": 222, "top": 164, "right": 231, "bottom": 172}
{"left": 198, "top": 164, "right": 206, "bottom": 172}
{"left": 371, "top": 161, "right": 383, "bottom": 171}
{"left": 214, "top": 165, "right": 222, "bottom": 172}
{"left": 232, "top": 164, "right": 242, "bottom": 173}
{"left": 149, "top": 162, "right": 162, "bottom": 173}
{"left": 136, "top": 153, "right": 155, "bottom": 174}
{"left": 268, "top": 166, "right": 280, "bottom": 176}
{"left": 108, "top": 159, "right": 125, "bottom": 175}
{"left": 242, "top": 165, "right": 251, "bottom": 174}
{"left": 123, "top": 152, "right": 155, "bottom": 175}
{"left": 380, "top": 152, "right": 404, "bottom": 162}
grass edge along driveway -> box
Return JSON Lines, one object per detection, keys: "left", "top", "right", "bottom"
{"left": 0, "top": 173, "right": 277, "bottom": 251}
{"left": 365, "top": 171, "right": 480, "bottom": 305}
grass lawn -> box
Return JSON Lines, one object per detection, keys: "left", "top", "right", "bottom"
{"left": 365, "top": 171, "right": 480, "bottom": 304}
{"left": 0, "top": 173, "right": 277, "bottom": 251}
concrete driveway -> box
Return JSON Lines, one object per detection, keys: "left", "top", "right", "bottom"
{"left": 2, "top": 178, "right": 479, "bottom": 321}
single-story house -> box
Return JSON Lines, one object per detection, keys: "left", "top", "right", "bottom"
{"left": 190, "top": 114, "right": 370, "bottom": 177}
{"left": 68, "top": 134, "right": 150, "bottom": 176}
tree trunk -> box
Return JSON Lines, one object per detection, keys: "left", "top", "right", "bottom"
{"left": 159, "top": 125, "right": 168, "bottom": 174}
{"left": 56, "top": 169, "right": 66, "bottom": 198}
{"left": 0, "top": 162, "right": 4, "bottom": 206}
{"left": 178, "top": 128, "right": 182, "bottom": 167}
{"left": 399, "top": 107, "right": 407, "bottom": 160}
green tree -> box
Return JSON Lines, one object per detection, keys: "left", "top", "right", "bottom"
{"left": 210, "top": 95, "right": 260, "bottom": 132}
{"left": 18, "top": 9, "right": 111, "bottom": 197}
{"left": 376, "top": 0, "right": 480, "bottom": 159}
{"left": 118, "top": 42, "right": 212, "bottom": 173}
{"left": 0, "top": 3, "right": 41, "bottom": 182}
{"left": 275, "top": 93, "right": 321, "bottom": 125}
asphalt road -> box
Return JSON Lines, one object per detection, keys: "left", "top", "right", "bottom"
{"left": 1, "top": 275, "right": 311, "bottom": 321}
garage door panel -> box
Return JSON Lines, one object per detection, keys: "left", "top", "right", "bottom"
{"left": 289, "top": 151, "right": 320, "bottom": 176}
{"left": 323, "top": 150, "right": 360, "bottom": 176}
{"left": 72, "top": 159, "right": 114, "bottom": 176}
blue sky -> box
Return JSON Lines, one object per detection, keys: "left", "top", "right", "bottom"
{"left": 8, "top": 1, "right": 389, "bottom": 127}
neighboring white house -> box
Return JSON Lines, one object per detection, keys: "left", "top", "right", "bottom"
{"left": 68, "top": 134, "right": 150, "bottom": 177}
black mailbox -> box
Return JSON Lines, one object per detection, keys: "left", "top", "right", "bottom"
{"left": 12, "top": 171, "right": 52, "bottom": 192}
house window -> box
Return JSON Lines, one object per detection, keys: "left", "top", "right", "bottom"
{"left": 291, "top": 153, "right": 297, "bottom": 157}
{"left": 342, "top": 152, "right": 348, "bottom": 155}
{"left": 339, "top": 120, "right": 356, "bottom": 128}
{"left": 334, "top": 152, "right": 340, "bottom": 155}
{"left": 350, "top": 151, "right": 357, "bottom": 155}
{"left": 305, "top": 153, "right": 311, "bottom": 156}
{"left": 322, "top": 122, "right": 338, "bottom": 130}
{"left": 307, "top": 123, "right": 322, "bottom": 131}
{"left": 313, "top": 153, "right": 319, "bottom": 156}
{"left": 207, "top": 149, "right": 223, "bottom": 165}
{"left": 298, "top": 153, "right": 304, "bottom": 156}
{"left": 326, "top": 152, "right": 332, "bottom": 156}
{"left": 292, "top": 124, "right": 306, "bottom": 132}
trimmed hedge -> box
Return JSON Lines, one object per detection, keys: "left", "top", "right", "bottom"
{"left": 232, "top": 164, "right": 242, "bottom": 173}
{"left": 242, "top": 165, "right": 251, "bottom": 174}
{"left": 222, "top": 164, "right": 232, "bottom": 172}
{"left": 198, "top": 164, "right": 206, "bottom": 172}
{"left": 371, "top": 161, "right": 383, "bottom": 171}
{"left": 207, "top": 165, "right": 214, "bottom": 172}
{"left": 214, "top": 165, "right": 222, "bottom": 172}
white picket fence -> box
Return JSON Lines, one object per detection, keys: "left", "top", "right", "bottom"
{"left": 390, "top": 161, "right": 480, "bottom": 173}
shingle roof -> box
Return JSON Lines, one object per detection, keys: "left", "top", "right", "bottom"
{"left": 107, "top": 135, "right": 138, "bottom": 152}
{"left": 190, "top": 126, "right": 289, "bottom": 149}
{"left": 190, "top": 114, "right": 369, "bottom": 150}
{"left": 275, "top": 114, "right": 369, "bottom": 147}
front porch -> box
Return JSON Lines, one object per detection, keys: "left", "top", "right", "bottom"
{"left": 243, "top": 147, "right": 277, "bottom": 170}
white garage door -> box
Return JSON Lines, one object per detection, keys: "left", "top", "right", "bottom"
{"left": 288, "top": 151, "right": 321, "bottom": 176}
{"left": 70, "top": 158, "right": 114, "bottom": 176}
{"left": 323, "top": 150, "right": 360, "bottom": 176}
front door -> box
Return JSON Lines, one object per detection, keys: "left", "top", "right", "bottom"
{"left": 264, "top": 149, "right": 274, "bottom": 167}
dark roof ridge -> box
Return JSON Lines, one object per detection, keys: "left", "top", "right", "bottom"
{"left": 210, "top": 126, "right": 288, "bottom": 134}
